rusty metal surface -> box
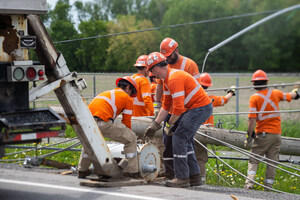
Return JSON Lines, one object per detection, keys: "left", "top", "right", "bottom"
{"left": 0, "top": 14, "right": 28, "bottom": 62}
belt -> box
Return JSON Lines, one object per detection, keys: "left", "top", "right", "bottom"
{"left": 257, "top": 132, "right": 272, "bottom": 137}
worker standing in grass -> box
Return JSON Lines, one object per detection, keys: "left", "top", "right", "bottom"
{"left": 131, "top": 55, "right": 154, "bottom": 117}
{"left": 78, "top": 76, "right": 140, "bottom": 179}
{"left": 154, "top": 37, "right": 201, "bottom": 179}
{"left": 244, "top": 69, "right": 299, "bottom": 190}
{"left": 194, "top": 72, "right": 236, "bottom": 185}
{"left": 144, "top": 52, "right": 212, "bottom": 188}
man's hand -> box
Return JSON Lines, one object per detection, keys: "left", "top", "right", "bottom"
{"left": 244, "top": 131, "right": 256, "bottom": 148}
{"left": 164, "top": 122, "right": 174, "bottom": 136}
{"left": 292, "top": 88, "right": 299, "bottom": 100}
{"left": 153, "top": 102, "right": 161, "bottom": 118}
{"left": 227, "top": 85, "right": 236, "bottom": 96}
{"left": 144, "top": 121, "right": 162, "bottom": 140}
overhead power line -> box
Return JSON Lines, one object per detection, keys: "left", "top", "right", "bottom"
{"left": 53, "top": 9, "right": 280, "bottom": 44}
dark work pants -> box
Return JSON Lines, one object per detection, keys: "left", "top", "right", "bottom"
{"left": 163, "top": 103, "right": 213, "bottom": 179}
{"left": 162, "top": 113, "right": 182, "bottom": 177}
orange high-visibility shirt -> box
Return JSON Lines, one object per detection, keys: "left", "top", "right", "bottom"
{"left": 89, "top": 88, "right": 133, "bottom": 129}
{"left": 131, "top": 73, "right": 154, "bottom": 116}
{"left": 162, "top": 68, "right": 211, "bottom": 116}
{"left": 157, "top": 55, "right": 201, "bottom": 85}
{"left": 248, "top": 89, "right": 292, "bottom": 134}
{"left": 203, "top": 95, "right": 229, "bottom": 127}
{"left": 150, "top": 82, "right": 157, "bottom": 102}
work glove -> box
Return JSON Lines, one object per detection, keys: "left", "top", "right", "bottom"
{"left": 226, "top": 85, "right": 236, "bottom": 96}
{"left": 164, "top": 121, "right": 175, "bottom": 136}
{"left": 244, "top": 131, "right": 256, "bottom": 148}
{"left": 144, "top": 121, "right": 162, "bottom": 141}
{"left": 153, "top": 102, "right": 161, "bottom": 118}
{"left": 291, "top": 88, "right": 299, "bottom": 100}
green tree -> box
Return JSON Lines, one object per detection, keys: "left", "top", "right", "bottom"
{"left": 105, "top": 15, "right": 159, "bottom": 72}
{"left": 242, "top": 0, "right": 300, "bottom": 72}
{"left": 49, "top": 0, "right": 79, "bottom": 71}
{"left": 75, "top": 20, "right": 109, "bottom": 72}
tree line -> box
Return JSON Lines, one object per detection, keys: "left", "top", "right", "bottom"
{"left": 35, "top": 0, "right": 300, "bottom": 73}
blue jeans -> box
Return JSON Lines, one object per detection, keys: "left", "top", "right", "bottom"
{"left": 172, "top": 103, "right": 213, "bottom": 179}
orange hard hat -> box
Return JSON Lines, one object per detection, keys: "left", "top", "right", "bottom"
{"left": 134, "top": 55, "right": 148, "bottom": 67}
{"left": 251, "top": 69, "right": 269, "bottom": 82}
{"left": 146, "top": 52, "right": 167, "bottom": 71}
{"left": 149, "top": 72, "right": 156, "bottom": 77}
{"left": 115, "top": 76, "right": 138, "bottom": 97}
{"left": 200, "top": 73, "right": 213, "bottom": 87}
{"left": 160, "top": 37, "right": 178, "bottom": 57}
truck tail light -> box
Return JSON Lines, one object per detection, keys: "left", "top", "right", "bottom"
{"left": 38, "top": 69, "right": 44, "bottom": 76}
{"left": 26, "top": 67, "right": 36, "bottom": 80}
{"left": 13, "top": 67, "right": 25, "bottom": 81}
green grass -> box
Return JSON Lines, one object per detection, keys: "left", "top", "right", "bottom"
{"left": 206, "top": 158, "right": 300, "bottom": 194}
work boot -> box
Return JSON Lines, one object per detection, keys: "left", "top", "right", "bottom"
{"left": 165, "top": 178, "right": 190, "bottom": 188}
{"left": 244, "top": 175, "right": 255, "bottom": 189}
{"left": 189, "top": 174, "right": 202, "bottom": 187}
{"left": 264, "top": 183, "right": 273, "bottom": 191}
{"left": 78, "top": 170, "right": 91, "bottom": 179}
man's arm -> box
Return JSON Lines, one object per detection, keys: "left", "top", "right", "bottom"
{"left": 155, "top": 108, "right": 169, "bottom": 124}
{"left": 247, "top": 117, "right": 256, "bottom": 136}
{"left": 244, "top": 117, "right": 256, "bottom": 148}
{"left": 155, "top": 83, "right": 163, "bottom": 102}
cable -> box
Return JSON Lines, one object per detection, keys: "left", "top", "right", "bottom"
{"left": 194, "top": 138, "right": 286, "bottom": 194}
{"left": 39, "top": 142, "right": 81, "bottom": 159}
{"left": 53, "top": 9, "right": 280, "bottom": 44}
{"left": 5, "top": 137, "right": 79, "bottom": 156}
{"left": 206, "top": 162, "right": 231, "bottom": 186}
{"left": 196, "top": 131, "right": 300, "bottom": 175}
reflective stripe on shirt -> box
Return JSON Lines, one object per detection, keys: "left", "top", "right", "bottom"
{"left": 180, "top": 56, "right": 187, "bottom": 71}
{"left": 167, "top": 69, "right": 201, "bottom": 105}
{"left": 142, "top": 93, "right": 151, "bottom": 97}
{"left": 132, "top": 75, "right": 144, "bottom": 80}
{"left": 133, "top": 97, "right": 145, "bottom": 106}
{"left": 96, "top": 90, "right": 117, "bottom": 119}
{"left": 123, "top": 109, "right": 132, "bottom": 115}
{"left": 193, "top": 74, "right": 200, "bottom": 79}
{"left": 253, "top": 90, "right": 280, "bottom": 121}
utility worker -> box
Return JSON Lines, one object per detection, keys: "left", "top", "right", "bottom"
{"left": 144, "top": 52, "right": 213, "bottom": 188}
{"left": 132, "top": 55, "right": 154, "bottom": 116}
{"left": 153, "top": 37, "right": 201, "bottom": 179}
{"left": 149, "top": 72, "right": 157, "bottom": 102}
{"left": 154, "top": 37, "right": 201, "bottom": 115}
{"left": 78, "top": 76, "right": 140, "bottom": 179}
{"left": 244, "top": 69, "right": 299, "bottom": 190}
{"left": 195, "top": 72, "right": 236, "bottom": 184}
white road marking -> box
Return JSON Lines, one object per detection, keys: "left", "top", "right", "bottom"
{"left": 0, "top": 178, "right": 166, "bottom": 200}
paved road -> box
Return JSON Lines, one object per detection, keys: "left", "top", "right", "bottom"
{"left": 0, "top": 164, "right": 299, "bottom": 200}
